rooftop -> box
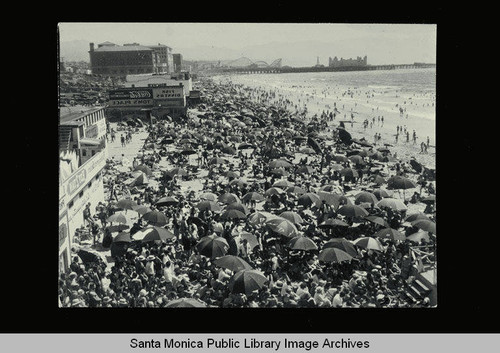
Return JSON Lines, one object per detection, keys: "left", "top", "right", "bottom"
{"left": 60, "top": 105, "right": 104, "bottom": 124}
{"left": 93, "top": 45, "right": 153, "bottom": 52}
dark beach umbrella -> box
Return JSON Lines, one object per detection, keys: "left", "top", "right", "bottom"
{"left": 113, "top": 231, "right": 132, "bottom": 243}
{"left": 354, "top": 191, "right": 379, "bottom": 205}
{"left": 131, "top": 204, "right": 152, "bottom": 215}
{"left": 166, "top": 167, "right": 187, "bottom": 178}
{"left": 411, "top": 219, "right": 436, "bottom": 234}
{"left": 352, "top": 138, "right": 373, "bottom": 148}
{"left": 318, "top": 247, "right": 354, "bottom": 263}
{"left": 222, "top": 146, "right": 237, "bottom": 155}
{"left": 374, "top": 228, "right": 406, "bottom": 242}
{"left": 279, "top": 211, "right": 304, "bottom": 224}
{"left": 248, "top": 211, "right": 279, "bottom": 226}
{"left": 332, "top": 154, "right": 349, "bottom": 163}
{"left": 229, "top": 269, "right": 269, "bottom": 295}
{"left": 221, "top": 209, "right": 248, "bottom": 221}
{"left": 242, "top": 192, "right": 265, "bottom": 203}
{"left": 265, "top": 187, "right": 285, "bottom": 196}
{"left": 295, "top": 165, "right": 316, "bottom": 175}
{"left": 270, "top": 168, "right": 289, "bottom": 177}
{"left": 337, "top": 128, "right": 352, "bottom": 145}
{"left": 165, "top": 298, "right": 207, "bottom": 308}
{"left": 77, "top": 249, "right": 105, "bottom": 264}
{"left": 135, "top": 226, "right": 174, "bottom": 243}
{"left": 266, "top": 218, "right": 298, "bottom": 237}
{"left": 300, "top": 147, "right": 316, "bottom": 155}
{"left": 238, "top": 143, "right": 255, "bottom": 150}
{"left": 318, "top": 191, "right": 351, "bottom": 209}
{"left": 348, "top": 155, "right": 365, "bottom": 165}
{"left": 339, "top": 167, "right": 358, "bottom": 179}
{"left": 288, "top": 236, "right": 318, "bottom": 251}
{"left": 196, "top": 200, "right": 222, "bottom": 212}
{"left": 320, "top": 184, "right": 343, "bottom": 193}
{"left": 371, "top": 174, "right": 386, "bottom": 186}
{"left": 298, "top": 193, "right": 322, "bottom": 208}
{"left": 373, "top": 188, "right": 391, "bottom": 200}
{"left": 106, "top": 213, "right": 127, "bottom": 224}
{"left": 405, "top": 213, "right": 430, "bottom": 223}
{"left": 155, "top": 196, "right": 179, "bottom": 207}
{"left": 307, "top": 136, "right": 323, "bottom": 154}
{"left": 181, "top": 148, "right": 197, "bottom": 155}
{"left": 387, "top": 176, "right": 417, "bottom": 190}
{"left": 115, "top": 199, "right": 138, "bottom": 211}
{"left": 421, "top": 195, "right": 436, "bottom": 204}
{"left": 409, "top": 159, "right": 423, "bottom": 173}
{"left": 107, "top": 224, "right": 130, "bottom": 233}
{"left": 337, "top": 204, "right": 369, "bottom": 218}
{"left": 318, "top": 218, "right": 349, "bottom": 229}
{"left": 268, "top": 159, "right": 293, "bottom": 169}
{"left": 322, "top": 238, "right": 358, "bottom": 257}
{"left": 214, "top": 255, "right": 252, "bottom": 272}
{"left": 134, "top": 164, "right": 153, "bottom": 176}
{"left": 199, "top": 192, "right": 218, "bottom": 202}
{"left": 218, "top": 192, "right": 240, "bottom": 205}
{"left": 208, "top": 157, "right": 228, "bottom": 165}
{"left": 196, "top": 235, "right": 229, "bottom": 259}
{"left": 142, "top": 210, "right": 168, "bottom": 226}
{"left": 224, "top": 171, "right": 240, "bottom": 180}
{"left": 364, "top": 215, "right": 390, "bottom": 228}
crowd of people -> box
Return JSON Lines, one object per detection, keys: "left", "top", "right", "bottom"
{"left": 59, "top": 78, "right": 436, "bottom": 308}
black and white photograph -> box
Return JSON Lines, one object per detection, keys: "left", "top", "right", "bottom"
{"left": 57, "top": 22, "right": 437, "bottom": 310}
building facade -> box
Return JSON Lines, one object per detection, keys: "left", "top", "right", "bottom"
{"left": 173, "top": 53, "right": 183, "bottom": 73}
{"left": 89, "top": 42, "right": 175, "bottom": 76}
{"left": 329, "top": 56, "right": 368, "bottom": 68}
{"left": 59, "top": 106, "right": 108, "bottom": 273}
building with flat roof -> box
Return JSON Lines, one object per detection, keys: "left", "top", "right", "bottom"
{"left": 59, "top": 105, "right": 108, "bottom": 273}
{"left": 89, "top": 42, "right": 174, "bottom": 76}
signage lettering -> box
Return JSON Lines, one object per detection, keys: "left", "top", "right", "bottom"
{"left": 66, "top": 169, "right": 87, "bottom": 195}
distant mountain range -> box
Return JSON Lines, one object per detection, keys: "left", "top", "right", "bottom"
{"left": 59, "top": 39, "right": 367, "bottom": 67}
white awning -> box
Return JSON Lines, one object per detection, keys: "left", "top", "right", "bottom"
{"left": 80, "top": 138, "right": 101, "bottom": 146}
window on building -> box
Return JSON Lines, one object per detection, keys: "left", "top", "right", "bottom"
{"left": 82, "top": 149, "right": 87, "bottom": 156}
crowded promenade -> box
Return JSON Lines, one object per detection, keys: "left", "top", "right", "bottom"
{"left": 59, "top": 77, "right": 436, "bottom": 308}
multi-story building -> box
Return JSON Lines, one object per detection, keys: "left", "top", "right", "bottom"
{"left": 329, "top": 56, "right": 368, "bottom": 68}
{"left": 59, "top": 106, "right": 108, "bottom": 273}
{"left": 89, "top": 42, "right": 175, "bottom": 76}
{"left": 173, "top": 53, "right": 183, "bottom": 73}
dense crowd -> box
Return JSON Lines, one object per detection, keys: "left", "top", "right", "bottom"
{"left": 59, "top": 78, "right": 436, "bottom": 308}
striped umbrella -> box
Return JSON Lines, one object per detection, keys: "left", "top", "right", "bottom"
{"left": 106, "top": 212, "right": 127, "bottom": 224}
{"left": 115, "top": 199, "right": 138, "bottom": 211}
{"left": 134, "top": 226, "right": 175, "bottom": 243}
{"left": 337, "top": 204, "right": 369, "bottom": 218}
{"left": 142, "top": 210, "right": 168, "bottom": 226}
{"left": 242, "top": 192, "right": 265, "bottom": 203}
{"left": 196, "top": 235, "right": 229, "bottom": 259}
{"left": 352, "top": 237, "right": 385, "bottom": 251}
{"left": 354, "top": 191, "right": 379, "bottom": 205}
{"left": 374, "top": 227, "right": 406, "bottom": 242}
{"left": 411, "top": 219, "right": 436, "bottom": 234}
{"left": 214, "top": 255, "right": 252, "bottom": 272}
{"left": 376, "top": 198, "right": 408, "bottom": 212}
{"left": 266, "top": 218, "right": 298, "bottom": 237}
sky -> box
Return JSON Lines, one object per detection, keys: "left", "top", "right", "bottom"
{"left": 58, "top": 23, "right": 436, "bottom": 66}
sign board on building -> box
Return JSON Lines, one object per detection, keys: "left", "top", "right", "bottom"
{"left": 156, "top": 99, "right": 186, "bottom": 107}
{"left": 63, "top": 150, "right": 106, "bottom": 201}
{"left": 189, "top": 90, "right": 201, "bottom": 99}
{"left": 109, "top": 99, "right": 154, "bottom": 107}
{"left": 85, "top": 124, "right": 99, "bottom": 138}
{"left": 109, "top": 88, "right": 153, "bottom": 100}
{"left": 152, "top": 86, "right": 184, "bottom": 99}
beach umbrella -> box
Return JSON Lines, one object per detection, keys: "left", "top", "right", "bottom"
{"left": 409, "top": 159, "right": 423, "bottom": 173}
{"left": 165, "top": 298, "right": 207, "bottom": 308}
{"left": 142, "top": 210, "right": 168, "bottom": 226}
{"left": 248, "top": 211, "right": 279, "bottom": 226}
{"left": 268, "top": 159, "right": 293, "bottom": 169}
{"left": 318, "top": 218, "right": 349, "bottom": 229}
{"left": 234, "top": 231, "right": 260, "bottom": 250}
{"left": 238, "top": 143, "right": 255, "bottom": 150}
{"left": 115, "top": 199, "right": 138, "bottom": 211}
{"left": 180, "top": 148, "right": 197, "bottom": 155}
{"left": 229, "top": 179, "right": 247, "bottom": 188}
{"left": 266, "top": 218, "right": 298, "bottom": 237}
{"left": 265, "top": 187, "right": 284, "bottom": 196}
{"left": 370, "top": 174, "right": 386, "bottom": 186}
{"left": 317, "top": 191, "right": 350, "bottom": 209}
{"left": 339, "top": 167, "right": 358, "bottom": 179}
{"left": 208, "top": 157, "right": 228, "bottom": 165}
{"left": 77, "top": 248, "right": 106, "bottom": 264}
{"left": 134, "top": 164, "right": 153, "bottom": 176}
{"left": 242, "top": 192, "right": 265, "bottom": 203}
{"left": 337, "top": 128, "right": 352, "bottom": 145}
{"left": 279, "top": 211, "right": 304, "bottom": 224}
{"left": 288, "top": 236, "right": 318, "bottom": 251}
{"left": 411, "top": 219, "right": 436, "bottom": 234}
{"left": 214, "top": 255, "right": 252, "bottom": 272}
{"left": 113, "top": 231, "right": 132, "bottom": 243}
{"left": 222, "top": 146, "right": 237, "bottom": 155}
{"left": 295, "top": 165, "right": 316, "bottom": 175}
{"left": 377, "top": 146, "right": 391, "bottom": 153}
{"left": 320, "top": 184, "right": 343, "bottom": 193}
{"left": 300, "top": 147, "right": 316, "bottom": 154}
{"left": 196, "top": 200, "right": 222, "bottom": 212}
{"left": 387, "top": 176, "right": 417, "bottom": 190}
{"left": 373, "top": 188, "right": 391, "bottom": 200}
{"left": 407, "top": 230, "right": 431, "bottom": 243}
{"left": 155, "top": 196, "right": 179, "bottom": 207}
{"left": 131, "top": 204, "right": 152, "bottom": 215}
{"left": 364, "top": 215, "right": 390, "bottom": 228}
{"left": 348, "top": 155, "right": 365, "bottom": 165}
{"left": 286, "top": 186, "right": 307, "bottom": 196}
{"left": 273, "top": 180, "right": 294, "bottom": 189}
{"left": 199, "top": 192, "right": 218, "bottom": 202}
{"left": 337, "top": 204, "right": 369, "bottom": 218}
{"left": 352, "top": 138, "right": 373, "bottom": 148}
{"left": 374, "top": 228, "right": 406, "bottom": 242}
{"left": 218, "top": 192, "right": 240, "bottom": 205}
{"left": 196, "top": 235, "right": 229, "bottom": 259}
{"left": 318, "top": 247, "right": 354, "bottom": 263}
{"left": 131, "top": 172, "right": 149, "bottom": 186}
{"left": 376, "top": 198, "right": 408, "bottom": 212}
{"left": 229, "top": 269, "right": 269, "bottom": 295}
{"left": 322, "top": 238, "right": 358, "bottom": 257}
{"left": 135, "top": 226, "right": 174, "bottom": 242}
{"left": 221, "top": 209, "right": 248, "bottom": 221}
{"left": 106, "top": 224, "right": 130, "bottom": 233}
{"left": 421, "top": 195, "right": 436, "bottom": 204}
{"left": 352, "top": 237, "right": 385, "bottom": 251}
{"left": 106, "top": 213, "right": 127, "bottom": 224}
{"left": 329, "top": 163, "right": 344, "bottom": 172}
{"left": 270, "top": 168, "right": 289, "bottom": 177}
{"left": 406, "top": 213, "right": 430, "bottom": 223}
{"left": 354, "top": 191, "right": 379, "bottom": 205}
{"left": 307, "top": 136, "right": 323, "bottom": 154}
{"left": 369, "top": 151, "right": 385, "bottom": 161}
{"left": 332, "top": 154, "right": 349, "bottom": 163}
{"left": 298, "top": 192, "right": 322, "bottom": 208}
{"left": 166, "top": 167, "right": 187, "bottom": 178}
{"left": 224, "top": 171, "right": 240, "bottom": 180}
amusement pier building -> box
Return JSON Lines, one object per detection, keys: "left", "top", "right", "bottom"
{"left": 329, "top": 55, "right": 368, "bottom": 68}
{"left": 59, "top": 106, "right": 108, "bottom": 272}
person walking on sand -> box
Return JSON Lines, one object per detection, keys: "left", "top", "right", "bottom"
{"left": 426, "top": 136, "right": 430, "bottom": 149}
{"left": 120, "top": 134, "right": 125, "bottom": 147}
{"left": 412, "top": 130, "right": 417, "bottom": 145}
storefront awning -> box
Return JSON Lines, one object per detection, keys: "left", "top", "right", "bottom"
{"left": 79, "top": 137, "right": 101, "bottom": 146}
